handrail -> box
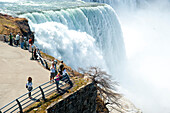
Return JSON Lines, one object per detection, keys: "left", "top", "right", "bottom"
{"left": 0, "top": 78, "right": 69, "bottom": 113}
{"left": 0, "top": 38, "right": 73, "bottom": 113}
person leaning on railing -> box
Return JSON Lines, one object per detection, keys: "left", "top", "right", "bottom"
{"left": 55, "top": 72, "right": 62, "bottom": 93}
{"left": 61, "top": 68, "right": 73, "bottom": 88}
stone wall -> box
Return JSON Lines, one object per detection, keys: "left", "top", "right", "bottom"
{"left": 46, "top": 82, "right": 97, "bottom": 113}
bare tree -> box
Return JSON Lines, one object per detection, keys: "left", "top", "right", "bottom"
{"left": 79, "top": 67, "right": 123, "bottom": 113}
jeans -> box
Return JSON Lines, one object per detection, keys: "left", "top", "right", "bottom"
{"left": 21, "top": 42, "right": 24, "bottom": 49}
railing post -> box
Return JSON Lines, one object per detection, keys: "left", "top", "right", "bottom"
{"left": 39, "top": 86, "right": 46, "bottom": 101}
{"left": 39, "top": 57, "right": 44, "bottom": 66}
{"left": 16, "top": 99, "right": 23, "bottom": 113}
{"left": 30, "top": 48, "right": 34, "bottom": 60}
{"left": 44, "top": 60, "right": 49, "bottom": 70}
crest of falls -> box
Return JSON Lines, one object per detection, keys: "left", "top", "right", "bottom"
{"left": 82, "top": 0, "right": 150, "bottom": 11}
{"left": 18, "top": 4, "right": 126, "bottom": 75}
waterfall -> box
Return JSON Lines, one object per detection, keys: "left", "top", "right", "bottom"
{"left": 19, "top": 4, "right": 125, "bottom": 75}
{"left": 82, "top": 0, "right": 150, "bottom": 11}
{"left": 80, "top": 0, "right": 170, "bottom": 113}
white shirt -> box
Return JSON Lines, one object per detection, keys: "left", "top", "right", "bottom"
{"left": 62, "top": 69, "right": 67, "bottom": 75}
{"left": 26, "top": 82, "right": 32, "bottom": 88}
{"left": 50, "top": 66, "right": 55, "bottom": 73}
{"left": 16, "top": 34, "right": 20, "bottom": 40}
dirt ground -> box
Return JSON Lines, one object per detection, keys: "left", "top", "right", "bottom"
{"left": 0, "top": 41, "right": 50, "bottom": 108}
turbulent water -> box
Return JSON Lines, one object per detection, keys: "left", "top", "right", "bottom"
{"left": 84, "top": 0, "right": 170, "bottom": 113}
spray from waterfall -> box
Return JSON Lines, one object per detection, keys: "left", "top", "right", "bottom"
{"left": 20, "top": 5, "right": 125, "bottom": 76}
{"left": 87, "top": 0, "right": 170, "bottom": 113}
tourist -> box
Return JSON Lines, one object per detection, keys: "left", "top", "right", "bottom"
{"left": 58, "top": 60, "right": 64, "bottom": 75}
{"left": 20, "top": 35, "right": 24, "bottom": 49}
{"left": 23, "top": 36, "right": 27, "bottom": 50}
{"left": 62, "top": 68, "right": 73, "bottom": 87}
{"left": 9, "top": 33, "right": 13, "bottom": 46}
{"left": 53, "top": 59, "right": 57, "bottom": 75}
{"left": 26, "top": 77, "right": 33, "bottom": 99}
{"left": 25, "top": 36, "right": 29, "bottom": 50}
{"left": 29, "top": 38, "right": 32, "bottom": 52}
{"left": 50, "top": 63, "right": 56, "bottom": 82}
{"left": 33, "top": 47, "right": 38, "bottom": 60}
{"left": 55, "top": 72, "right": 62, "bottom": 93}
{"left": 3, "top": 34, "right": 7, "bottom": 42}
{"left": 15, "top": 32, "right": 20, "bottom": 46}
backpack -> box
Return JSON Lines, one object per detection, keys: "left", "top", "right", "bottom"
{"left": 28, "top": 86, "right": 33, "bottom": 91}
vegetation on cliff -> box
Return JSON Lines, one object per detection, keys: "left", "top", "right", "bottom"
{"left": 79, "top": 67, "right": 122, "bottom": 113}
{"left": 0, "top": 13, "right": 33, "bottom": 36}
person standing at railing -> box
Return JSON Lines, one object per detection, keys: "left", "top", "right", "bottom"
{"left": 58, "top": 60, "right": 64, "bottom": 75}
{"left": 15, "top": 32, "right": 20, "bottom": 46}
{"left": 9, "top": 33, "right": 13, "bottom": 46}
{"left": 26, "top": 77, "right": 33, "bottom": 99}
{"left": 62, "top": 68, "right": 73, "bottom": 87}
{"left": 50, "top": 63, "right": 56, "bottom": 82}
{"left": 3, "top": 34, "right": 7, "bottom": 42}
{"left": 29, "top": 38, "right": 33, "bottom": 52}
{"left": 33, "top": 47, "right": 38, "bottom": 60}
{"left": 20, "top": 35, "right": 24, "bottom": 49}
{"left": 53, "top": 59, "right": 58, "bottom": 75}
{"left": 24, "top": 36, "right": 29, "bottom": 50}
{"left": 55, "top": 72, "right": 62, "bottom": 93}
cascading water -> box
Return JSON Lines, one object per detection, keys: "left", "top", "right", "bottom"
{"left": 18, "top": 3, "right": 126, "bottom": 75}
{"left": 82, "top": 0, "right": 170, "bottom": 113}
{"left": 82, "top": 0, "right": 150, "bottom": 11}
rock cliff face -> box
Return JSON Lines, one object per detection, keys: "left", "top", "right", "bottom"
{"left": 46, "top": 82, "right": 97, "bottom": 113}
{"left": 0, "top": 13, "right": 33, "bottom": 37}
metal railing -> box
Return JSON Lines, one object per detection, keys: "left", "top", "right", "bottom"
{"left": 0, "top": 77, "right": 71, "bottom": 113}
{"left": 0, "top": 37, "right": 73, "bottom": 113}
{"left": 0, "top": 34, "right": 9, "bottom": 42}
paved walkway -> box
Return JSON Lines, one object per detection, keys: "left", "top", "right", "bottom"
{"left": 0, "top": 42, "right": 50, "bottom": 108}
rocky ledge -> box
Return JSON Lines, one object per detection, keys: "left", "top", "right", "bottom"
{"left": 0, "top": 13, "right": 33, "bottom": 37}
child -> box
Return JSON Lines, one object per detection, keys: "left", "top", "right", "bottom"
{"left": 26, "top": 77, "right": 33, "bottom": 99}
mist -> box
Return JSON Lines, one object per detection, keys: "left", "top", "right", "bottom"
{"left": 117, "top": 0, "right": 170, "bottom": 113}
